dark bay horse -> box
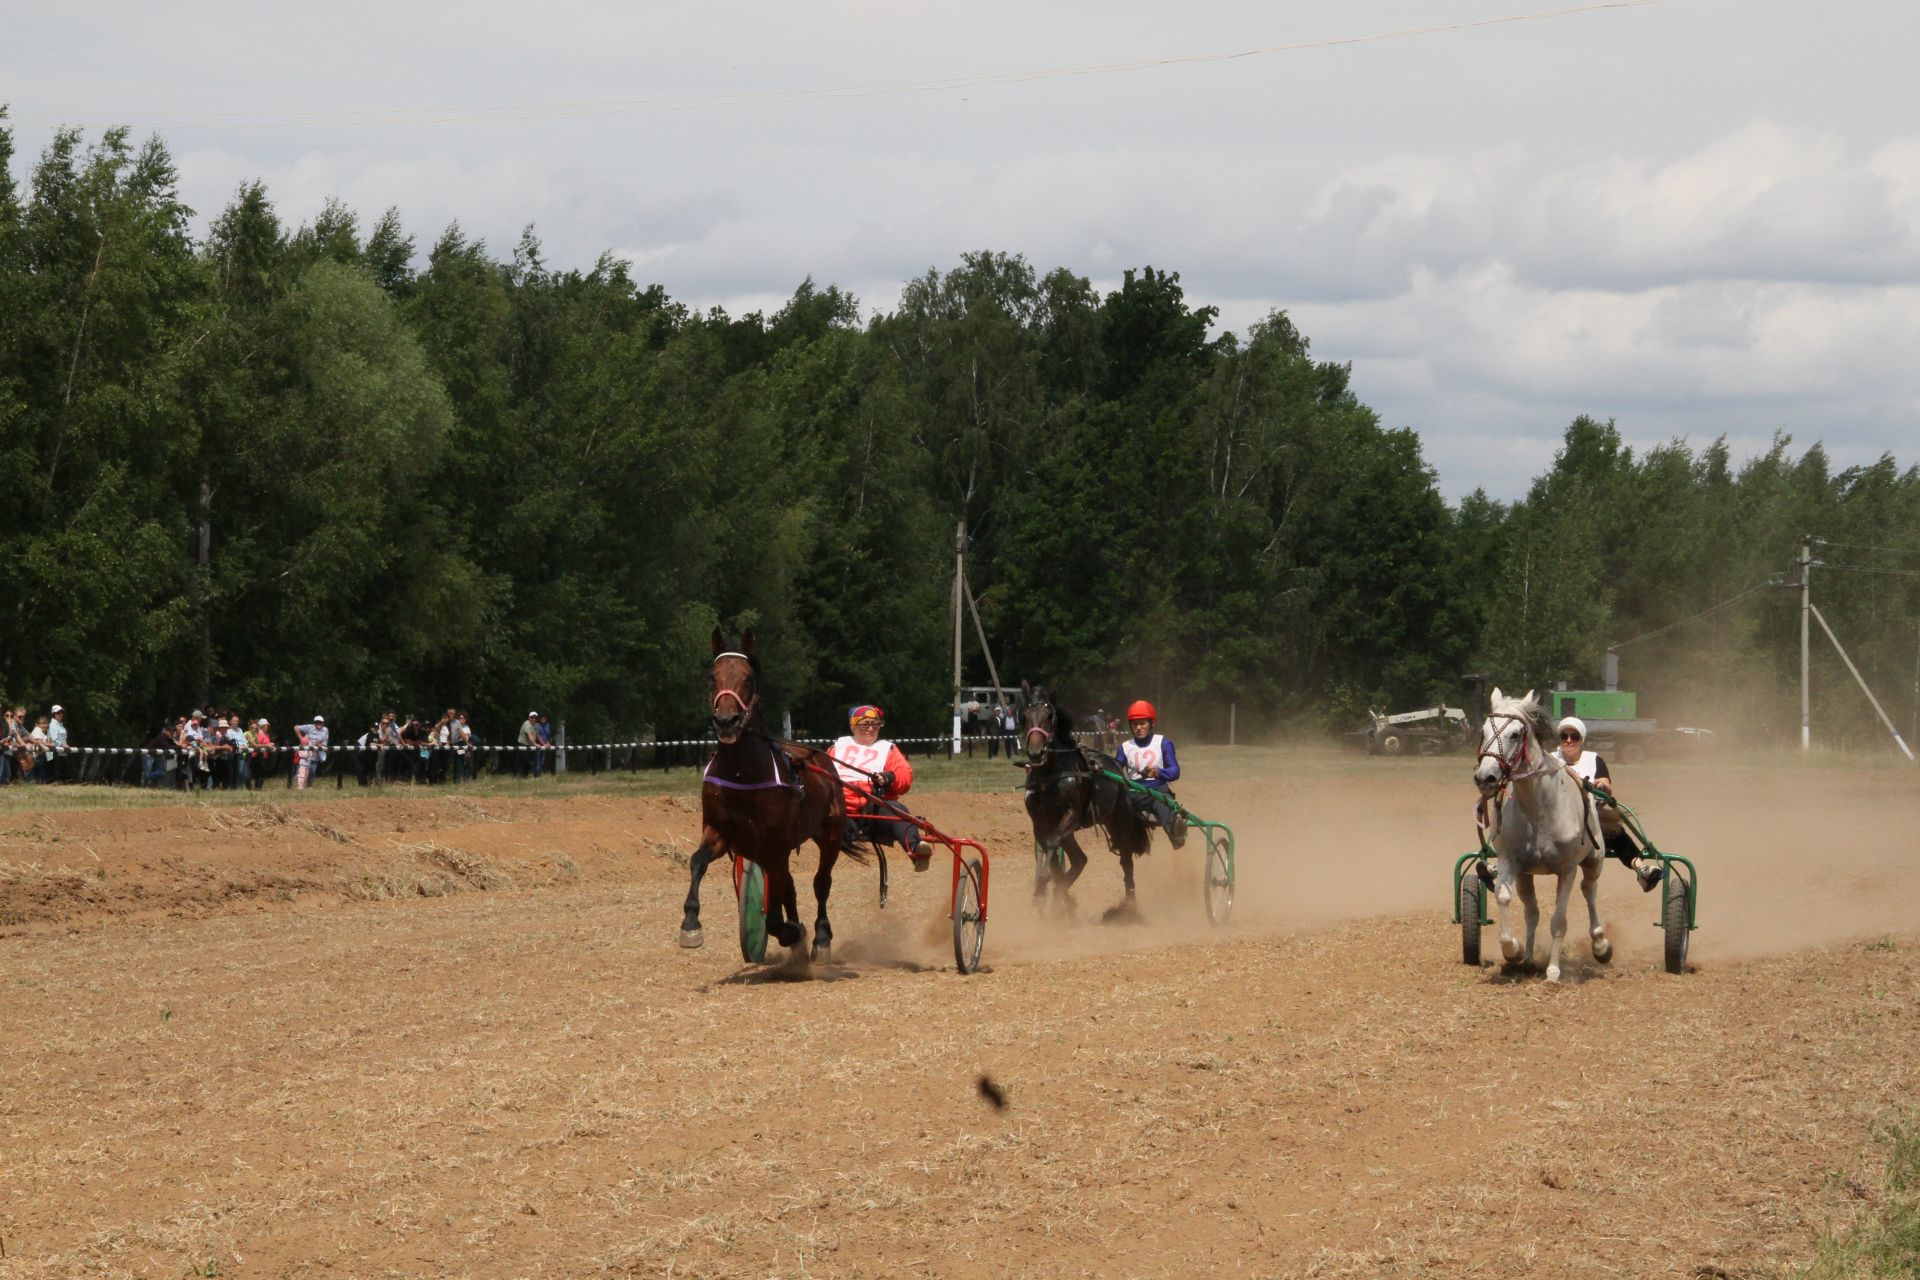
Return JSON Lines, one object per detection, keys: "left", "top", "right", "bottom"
{"left": 678, "top": 628, "right": 849, "bottom": 961}
{"left": 1020, "top": 681, "right": 1150, "bottom": 910}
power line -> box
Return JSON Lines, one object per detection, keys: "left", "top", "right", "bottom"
{"left": 9, "top": 0, "right": 1668, "bottom": 131}
{"left": 1608, "top": 577, "right": 1783, "bottom": 652}
{"left": 1818, "top": 563, "right": 1920, "bottom": 580}
{"left": 1813, "top": 538, "right": 1920, "bottom": 559}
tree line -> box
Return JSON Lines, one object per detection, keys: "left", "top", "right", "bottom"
{"left": 3, "top": 121, "right": 1917, "bottom": 749}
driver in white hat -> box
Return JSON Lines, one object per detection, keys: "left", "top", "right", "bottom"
{"left": 1556, "top": 715, "right": 1662, "bottom": 891}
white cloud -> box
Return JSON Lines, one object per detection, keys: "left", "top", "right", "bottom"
{"left": 10, "top": 0, "right": 1920, "bottom": 500}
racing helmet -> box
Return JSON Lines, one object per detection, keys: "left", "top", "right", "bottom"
{"left": 849, "top": 704, "right": 885, "bottom": 727}
{"left": 1126, "top": 699, "right": 1157, "bottom": 723}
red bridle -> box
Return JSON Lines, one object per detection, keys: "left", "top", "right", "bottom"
{"left": 1477, "top": 711, "right": 1546, "bottom": 783}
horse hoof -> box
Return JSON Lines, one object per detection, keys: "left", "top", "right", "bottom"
{"left": 1593, "top": 935, "right": 1613, "bottom": 964}
{"left": 811, "top": 937, "right": 831, "bottom": 962}
{"left": 1499, "top": 937, "right": 1523, "bottom": 963}
{"left": 1545, "top": 965, "right": 1563, "bottom": 983}
{"left": 678, "top": 928, "right": 704, "bottom": 949}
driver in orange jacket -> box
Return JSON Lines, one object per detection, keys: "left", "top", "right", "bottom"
{"left": 831, "top": 704, "right": 934, "bottom": 869}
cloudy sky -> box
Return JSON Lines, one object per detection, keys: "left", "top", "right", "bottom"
{"left": 9, "top": 0, "right": 1918, "bottom": 498}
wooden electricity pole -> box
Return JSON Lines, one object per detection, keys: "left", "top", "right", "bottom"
{"left": 1800, "top": 535, "right": 1811, "bottom": 751}
{"left": 949, "top": 519, "right": 1007, "bottom": 755}
{"left": 950, "top": 521, "right": 965, "bottom": 753}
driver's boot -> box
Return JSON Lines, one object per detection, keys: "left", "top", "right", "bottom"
{"left": 1632, "top": 857, "right": 1665, "bottom": 892}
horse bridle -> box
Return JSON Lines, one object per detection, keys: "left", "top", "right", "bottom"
{"left": 1477, "top": 711, "right": 1551, "bottom": 784}
{"left": 710, "top": 651, "right": 759, "bottom": 726}
{"left": 1022, "top": 700, "right": 1059, "bottom": 758}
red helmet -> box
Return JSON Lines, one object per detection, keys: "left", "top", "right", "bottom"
{"left": 1126, "top": 700, "right": 1156, "bottom": 722}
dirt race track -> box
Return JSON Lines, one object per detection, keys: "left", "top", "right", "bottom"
{"left": 2, "top": 747, "right": 1916, "bottom": 1279}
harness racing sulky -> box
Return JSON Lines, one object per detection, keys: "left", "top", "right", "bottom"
{"left": 1019, "top": 683, "right": 1234, "bottom": 924}
{"left": 677, "top": 629, "right": 991, "bottom": 973}
{"left": 1455, "top": 687, "right": 1699, "bottom": 977}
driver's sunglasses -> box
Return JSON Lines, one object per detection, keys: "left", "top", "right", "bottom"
{"left": 1560, "top": 731, "right": 1583, "bottom": 742}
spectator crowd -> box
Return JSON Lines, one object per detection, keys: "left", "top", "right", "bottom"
{"left": 0, "top": 703, "right": 69, "bottom": 785}
{"left": 1, "top": 703, "right": 564, "bottom": 790}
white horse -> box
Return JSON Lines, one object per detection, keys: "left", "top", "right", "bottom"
{"left": 1471, "top": 688, "right": 1609, "bottom": 981}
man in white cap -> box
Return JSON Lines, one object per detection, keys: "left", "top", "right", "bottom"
{"left": 295, "top": 715, "right": 330, "bottom": 789}
{"left": 518, "top": 711, "right": 542, "bottom": 779}
{"left": 1556, "top": 715, "right": 1662, "bottom": 891}
{"left": 47, "top": 705, "right": 68, "bottom": 782}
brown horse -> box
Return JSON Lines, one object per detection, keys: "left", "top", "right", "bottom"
{"left": 678, "top": 628, "right": 849, "bottom": 960}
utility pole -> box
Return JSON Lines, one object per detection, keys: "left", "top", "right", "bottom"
{"left": 961, "top": 562, "right": 1003, "bottom": 706}
{"left": 951, "top": 520, "right": 965, "bottom": 755}
{"left": 949, "top": 519, "right": 1009, "bottom": 754}
{"left": 1911, "top": 618, "right": 1919, "bottom": 749}
{"left": 198, "top": 475, "right": 213, "bottom": 710}
{"left": 1800, "top": 535, "right": 1812, "bottom": 751}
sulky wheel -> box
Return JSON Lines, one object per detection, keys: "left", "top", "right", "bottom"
{"left": 737, "top": 860, "right": 769, "bottom": 964}
{"left": 1662, "top": 872, "right": 1691, "bottom": 975}
{"left": 953, "top": 857, "right": 986, "bottom": 974}
{"left": 1203, "top": 828, "right": 1234, "bottom": 925}
{"left": 1461, "top": 872, "right": 1485, "bottom": 966}
{"left": 1378, "top": 732, "right": 1406, "bottom": 756}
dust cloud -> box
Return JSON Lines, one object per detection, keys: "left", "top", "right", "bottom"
{"left": 887, "top": 746, "right": 1920, "bottom": 971}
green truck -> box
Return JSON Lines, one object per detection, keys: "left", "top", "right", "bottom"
{"left": 1546, "top": 688, "right": 1708, "bottom": 764}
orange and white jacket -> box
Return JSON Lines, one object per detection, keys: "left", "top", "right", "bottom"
{"left": 829, "top": 735, "right": 913, "bottom": 813}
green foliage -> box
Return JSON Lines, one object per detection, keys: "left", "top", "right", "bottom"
{"left": 2, "top": 121, "right": 1916, "bottom": 747}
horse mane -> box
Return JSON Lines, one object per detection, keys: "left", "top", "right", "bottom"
{"left": 1051, "top": 695, "right": 1076, "bottom": 744}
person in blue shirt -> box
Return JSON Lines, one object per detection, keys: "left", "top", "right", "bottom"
{"left": 1115, "top": 699, "right": 1187, "bottom": 848}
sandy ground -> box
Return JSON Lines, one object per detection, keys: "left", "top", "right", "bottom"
{"left": 1, "top": 748, "right": 1916, "bottom": 1278}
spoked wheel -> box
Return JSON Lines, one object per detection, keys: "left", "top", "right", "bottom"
{"left": 1203, "top": 828, "right": 1234, "bottom": 925}
{"left": 1460, "top": 872, "right": 1485, "bottom": 966}
{"left": 1662, "top": 871, "right": 1691, "bottom": 975}
{"left": 953, "top": 857, "right": 986, "bottom": 974}
{"left": 737, "top": 860, "right": 768, "bottom": 964}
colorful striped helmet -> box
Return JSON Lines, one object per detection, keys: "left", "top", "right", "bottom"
{"left": 849, "top": 704, "right": 885, "bottom": 726}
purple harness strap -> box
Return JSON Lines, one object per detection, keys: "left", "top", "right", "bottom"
{"left": 703, "top": 774, "right": 793, "bottom": 791}
{"left": 702, "top": 747, "right": 799, "bottom": 792}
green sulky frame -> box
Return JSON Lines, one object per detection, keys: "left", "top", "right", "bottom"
{"left": 1096, "top": 768, "right": 1237, "bottom": 922}
{"left": 1453, "top": 785, "right": 1700, "bottom": 933}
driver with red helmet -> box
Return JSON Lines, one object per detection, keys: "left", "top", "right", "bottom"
{"left": 832, "top": 704, "right": 935, "bottom": 870}
{"left": 1115, "top": 700, "right": 1187, "bottom": 847}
